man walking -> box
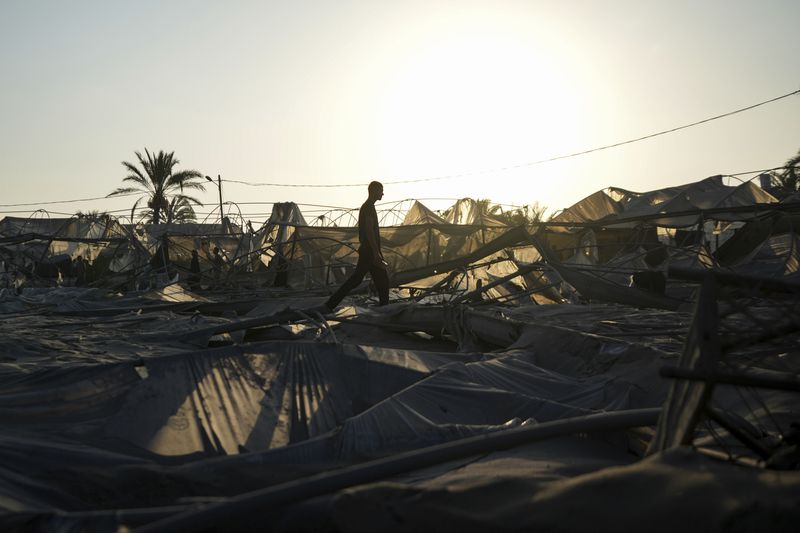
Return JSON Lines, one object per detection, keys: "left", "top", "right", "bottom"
{"left": 325, "top": 181, "right": 389, "bottom": 310}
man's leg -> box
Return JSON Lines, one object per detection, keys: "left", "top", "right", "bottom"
{"left": 370, "top": 263, "right": 390, "bottom": 305}
{"left": 325, "top": 256, "right": 370, "bottom": 310}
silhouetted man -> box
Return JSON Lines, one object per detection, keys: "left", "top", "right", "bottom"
{"left": 212, "top": 246, "right": 224, "bottom": 286}
{"left": 325, "top": 181, "right": 389, "bottom": 310}
{"left": 189, "top": 249, "right": 201, "bottom": 289}
{"left": 73, "top": 255, "right": 87, "bottom": 286}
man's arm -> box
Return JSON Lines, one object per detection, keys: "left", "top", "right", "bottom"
{"left": 365, "top": 208, "right": 385, "bottom": 263}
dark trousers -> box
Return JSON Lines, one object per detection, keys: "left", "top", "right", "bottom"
{"left": 326, "top": 252, "right": 389, "bottom": 308}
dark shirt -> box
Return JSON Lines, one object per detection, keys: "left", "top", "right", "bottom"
{"left": 190, "top": 256, "right": 200, "bottom": 273}
{"left": 358, "top": 200, "right": 381, "bottom": 255}
{"left": 189, "top": 255, "right": 201, "bottom": 286}
{"left": 74, "top": 259, "right": 87, "bottom": 284}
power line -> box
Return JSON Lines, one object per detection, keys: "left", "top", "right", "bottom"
{"left": 0, "top": 161, "right": 790, "bottom": 218}
{"left": 724, "top": 166, "right": 788, "bottom": 178}
{"left": 0, "top": 88, "right": 797, "bottom": 208}
{"left": 0, "top": 192, "right": 140, "bottom": 208}
{"left": 222, "top": 87, "right": 800, "bottom": 188}
{"left": 224, "top": 178, "right": 363, "bottom": 188}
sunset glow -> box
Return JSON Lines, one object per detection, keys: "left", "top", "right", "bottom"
{"left": 0, "top": 1, "right": 798, "bottom": 218}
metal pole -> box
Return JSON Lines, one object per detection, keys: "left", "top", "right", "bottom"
{"left": 205, "top": 174, "right": 225, "bottom": 226}
{"left": 217, "top": 174, "right": 224, "bottom": 225}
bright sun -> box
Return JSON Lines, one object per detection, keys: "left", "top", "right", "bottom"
{"left": 375, "top": 31, "right": 586, "bottom": 201}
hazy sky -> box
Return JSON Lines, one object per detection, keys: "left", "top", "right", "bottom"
{"left": 1, "top": 0, "right": 798, "bottom": 222}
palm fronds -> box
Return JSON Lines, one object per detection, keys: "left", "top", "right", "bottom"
{"left": 109, "top": 148, "right": 206, "bottom": 224}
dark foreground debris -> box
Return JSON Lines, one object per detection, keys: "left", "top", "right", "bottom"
{"left": 1, "top": 183, "right": 798, "bottom": 532}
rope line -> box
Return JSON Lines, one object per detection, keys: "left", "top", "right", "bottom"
{"left": 223, "top": 88, "right": 800, "bottom": 188}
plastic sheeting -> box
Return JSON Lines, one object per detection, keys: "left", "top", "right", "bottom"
{"left": 323, "top": 446, "right": 800, "bottom": 533}
{"left": 441, "top": 199, "right": 507, "bottom": 227}
{"left": 715, "top": 213, "right": 800, "bottom": 279}
{"left": 532, "top": 236, "right": 684, "bottom": 310}
{"left": 202, "top": 334, "right": 670, "bottom": 471}
{"left": 554, "top": 176, "right": 778, "bottom": 228}
{"left": 0, "top": 217, "right": 127, "bottom": 240}
{"left": 401, "top": 201, "right": 446, "bottom": 226}
{"left": 0, "top": 342, "right": 459, "bottom": 458}
{"left": 334, "top": 353, "right": 659, "bottom": 458}
{"left": 266, "top": 223, "right": 515, "bottom": 289}
{"left": 0, "top": 341, "right": 483, "bottom": 520}
{"left": 0, "top": 296, "right": 796, "bottom": 530}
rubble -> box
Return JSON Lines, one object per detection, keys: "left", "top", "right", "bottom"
{"left": 0, "top": 178, "right": 798, "bottom": 532}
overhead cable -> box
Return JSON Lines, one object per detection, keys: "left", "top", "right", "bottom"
{"left": 0, "top": 161, "right": 792, "bottom": 217}
{"left": 724, "top": 166, "right": 789, "bottom": 178}
{"left": 1, "top": 88, "right": 797, "bottom": 207}
{"left": 0, "top": 192, "right": 140, "bottom": 208}
{"left": 223, "top": 88, "right": 800, "bottom": 188}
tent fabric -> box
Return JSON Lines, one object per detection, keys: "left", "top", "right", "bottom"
{"left": 333, "top": 353, "right": 657, "bottom": 459}
{"left": 732, "top": 233, "right": 800, "bottom": 278}
{"left": 551, "top": 190, "right": 623, "bottom": 225}
{"left": 532, "top": 236, "right": 684, "bottom": 310}
{"left": 0, "top": 296, "right": 796, "bottom": 530}
{"left": 442, "top": 199, "right": 507, "bottom": 227}
{"left": 125, "top": 222, "right": 233, "bottom": 239}
{"left": 401, "top": 201, "right": 446, "bottom": 226}
{"left": 554, "top": 176, "right": 779, "bottom": 228}
{"left": 271, "top": 223, "right": 514, "bottom": 289}
{"left": 57, "top": 346, "right": 655, "bottom": 487}
{"left": 0, "top": 184, "right": 789, "bottom": 294}
{"left": 0, "top": 217, "right": 136, "bottom": 276}
{"left": 0, "top": 342, "right": 459, "bottom": 458}
{"left": 715, "top": 213, "right": 800, "bottom": 275}
{"left": 267, "top": 202, "right": 308, "bottom": 227}
{"left": 1, "top": 185, "right": 798, "bottom": 532}
{"left": 323, "top": 446, "right": 800, "bottom": 533}
{"left": 0, "top": 217, "right": 126, "bottom": 240}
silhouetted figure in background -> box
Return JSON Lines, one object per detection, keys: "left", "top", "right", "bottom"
{"left": 189, "top": 249, "right": 201, "bottom": 289}
{"left": 325, "top": 181, "right": 389, "bottom": 310}
{"left": 212, "top": 246, "right": 224, "bottom": 287}
{"left": 73, "top": 255, "right": 87, "bottom": 286}
{"left": 469, "top": 278, "right": 484, "bottom": 303}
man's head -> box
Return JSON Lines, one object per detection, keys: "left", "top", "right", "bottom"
{"left": 368, "top": 181, "right": 384, "bottom": 201}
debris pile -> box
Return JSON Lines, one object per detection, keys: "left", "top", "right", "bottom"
{"left": 0, "top": 176, "right": 798, "bottom": 532}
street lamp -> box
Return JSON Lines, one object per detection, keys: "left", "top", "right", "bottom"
{"left": 205, "top": 174, "right": 224, "bottom": 224}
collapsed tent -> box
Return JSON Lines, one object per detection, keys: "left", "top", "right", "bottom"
{"left": 1, "top": 177, "right": 792, "bottom": 309}
{"left": 552, "top": 176, "right": 778, "bottom": 227}
{"left": 0, "top": 341, "right": 476, "bottom": 459}
{"left": 0, "top": 178, "right": 798, "bottom": 532}
{"left": 0, "top": 286, "right": 796, "bottom": 532}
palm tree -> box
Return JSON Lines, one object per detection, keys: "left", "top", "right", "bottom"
{"left": 774, "top": 148, "right": 800, "bottom": 194}
{"left": 108, "top": 149, "right": 205, "bottom": 224}
{"left": 75, "top": 209, "right": 109, "bottom": 220}
{"left": 165, "top": 196, "right": 201, "bottom": 223}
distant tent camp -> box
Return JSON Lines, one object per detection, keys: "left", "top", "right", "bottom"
{"left": 553, "top": 176, "right": 778, "bottom": 228}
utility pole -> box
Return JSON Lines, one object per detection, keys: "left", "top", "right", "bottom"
{"left": 205, "top": 174, "right": 224, "bottom": 224}
{"left": 216, "top": 174, "right": 223, "bottom": 224}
